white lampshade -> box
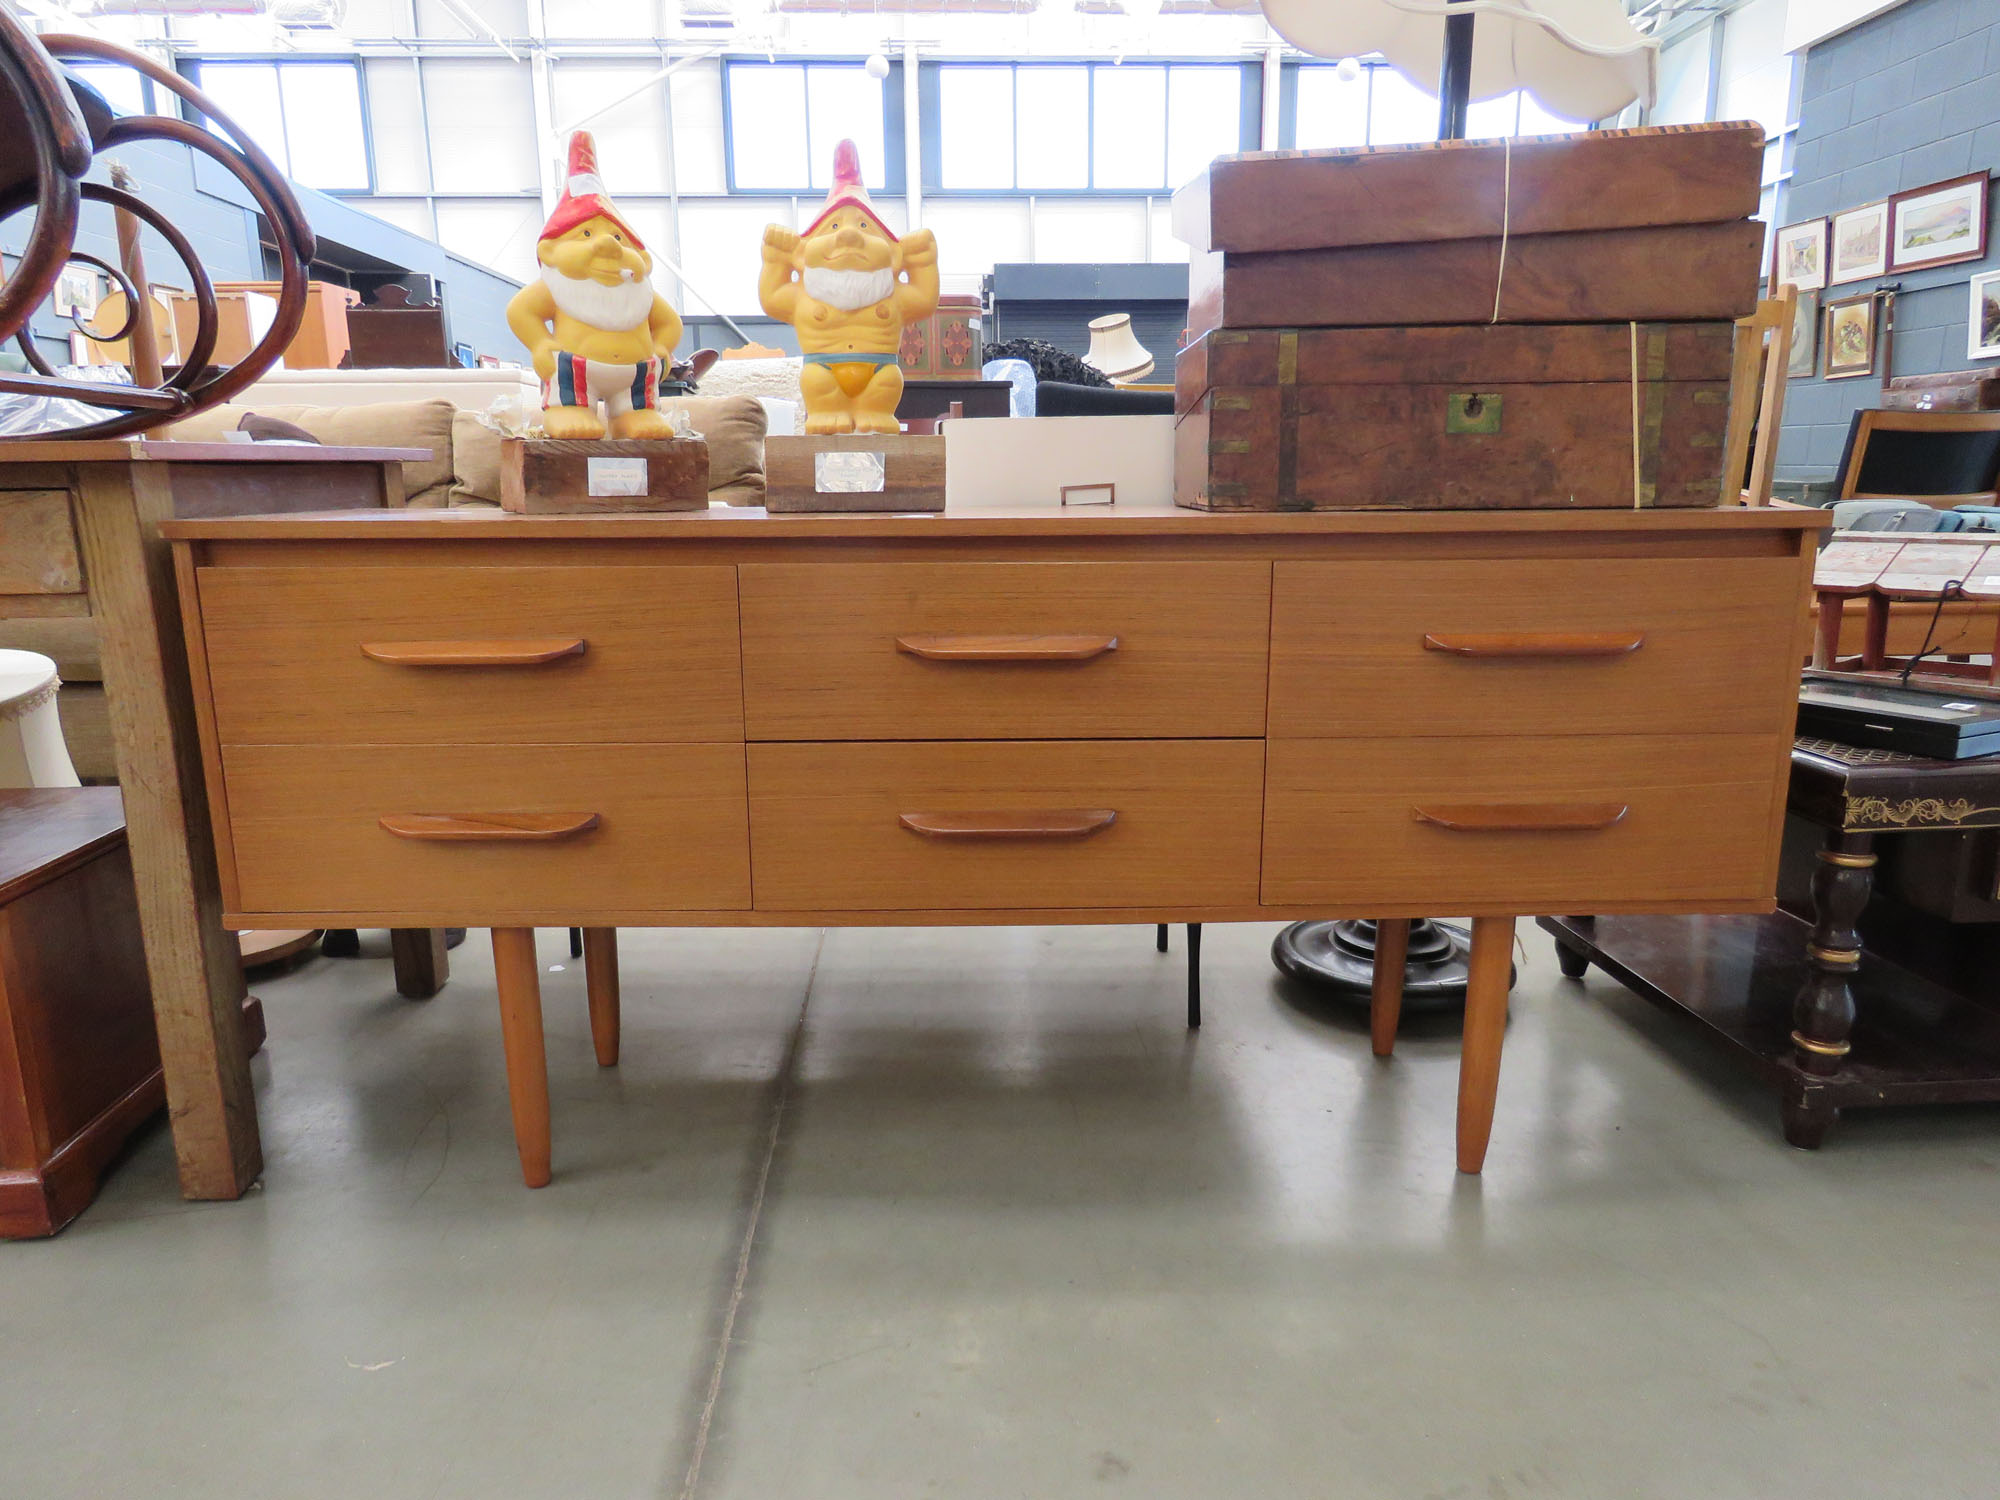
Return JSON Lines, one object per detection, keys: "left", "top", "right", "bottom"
{"left": 1258, "top": 0, "right": 1657, "bottom": 123}
{"left": 1082, "top": 314, "right": 1156, "bottom": 384}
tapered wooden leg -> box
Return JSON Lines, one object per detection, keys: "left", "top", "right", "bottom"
{"left": 1186, "top": 922, "right": 1202, "bottom": 1029}
{"left": 1155, "top": 923, "right": 1169, "bottom": 953}
{"left": 1455, "top": 915, "right": 1516, "bottom": 1175}
{"left": 1370, "top": 918, "right": 1410, "bottom": 1057}
{"left": 390, "top": 927, "right": 449, "bottom": 999}
{"left": 581, "top": 927, "right": 620, "bottom": 1067}
{"left": 490, "top": 928, "right": 552, "bottom": 1188}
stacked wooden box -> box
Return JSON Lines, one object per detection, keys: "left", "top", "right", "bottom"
{"left": 1171, "top": 123, "right": 1769, "bottom": 511}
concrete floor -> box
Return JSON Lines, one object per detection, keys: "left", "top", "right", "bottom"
{"left": 3, "top": 923, "right": 1998, "bottom": 1500}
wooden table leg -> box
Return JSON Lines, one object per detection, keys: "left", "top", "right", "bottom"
{"left": 1370, "top": 917, "right": 1410, "bottom": 1057}
{"left": 74, "top": 464, "right": 260, "bottom": 1200}
{"left": 491, "top": 927, "right": 552, "bottom": 1188}
{"left": 389, "top": 928, "right": 449, "bottom": 999}
{"left": 581, "top": 927, "right": 620, "bottom": 1066}
{"left": 1790, "top": 830, "right": 1874, "bottom": 1096}
{"left": 1456, "top": 915, "right": 1516, "bottom": 1175}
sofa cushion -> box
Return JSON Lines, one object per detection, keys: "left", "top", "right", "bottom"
{"left": 171, "top": 399, "right": 456, "bottom": 507}
{"left": 448, "top": 394, "right": 769, "bottom": 508}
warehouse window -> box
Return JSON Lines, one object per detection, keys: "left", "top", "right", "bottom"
{"left": 934, "top": 62, "right": 1247, "bottom": 193}
{"left": 189, "top": 59, "right": 371, "bottom": 192}
{"left": 1293, "top": 62, "right": 1583, "bottom": 149}
{"left": 725, "top": 60, "right": 888, "bottom": 192}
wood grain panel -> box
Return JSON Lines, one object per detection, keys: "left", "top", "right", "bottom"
{"left": 748, "top": 740, "right": 1263, "bottom": 910}
{"left": 739, "top": 562, "right": 1270, "bottom": 740}
{"left": 224, "top": 743, "right": 750, "bottom": 916}
{"left": 198, "top": 565, "right": 742, "bottom": 744}
{"left": 1262, "top": 735, "right": 1777, "bottom": 909}
{"left": 1269, "top": 557, "right": 1805, "bottom": 738}
{"left": 0, "top": 491, "right": 82, "bottom": 595}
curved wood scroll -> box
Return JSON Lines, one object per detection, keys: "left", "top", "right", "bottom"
{"left": 898, "top": 809, "right": 1118, "bottom": 839}
{"left": 380, "top": 813, "right": 601, "bottom": 842}
{"left": 1412, "top": 803, "right": 1629, "bottom": 832}
{"left": 895, "top": 634, "right": 1119, "bottom": 661}
{"left": 1422, "top": 632, "right": 1645, "bottom": 658}
{"left": 361, "top": 638, "right": 586, "bottom": 667}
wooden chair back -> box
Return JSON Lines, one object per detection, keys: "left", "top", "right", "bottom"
{"left": 1719, "top": 283, "right": 1795, "bottom": 506}
{"left": 1835, "top": 408, "right": 2000, "bottom": 506}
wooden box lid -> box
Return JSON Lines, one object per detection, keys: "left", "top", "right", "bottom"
{"left": 1171, "top": 121, "right": 1766, "bottom": 256}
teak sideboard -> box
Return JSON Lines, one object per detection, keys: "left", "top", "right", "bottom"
{"left": 162, "top": 504, "right": 1824, "bottom": 1187}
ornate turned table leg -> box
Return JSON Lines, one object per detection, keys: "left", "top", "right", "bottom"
{"left": 1456, "top": 915, "right": 1516, "bottom": 1174}
{"left": 581, "top": 927, "right": 621, "bottom": 1067}
{"left": 1370, "top": 918, "right": 1410, "bottom": 1057}
{"left": 491, "top": 928, "right": 552, "bottom": 1188}
{"left": 1792, "top": 832, "right": 1874, "bottom": 1081}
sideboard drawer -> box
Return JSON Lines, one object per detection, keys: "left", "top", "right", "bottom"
{"left": 1268, "top": 557, "right": 1804, "bottom": 738}
{"left": 1262, "top": 734, "right": 1778, "bottom": 909}
{"left": 223, "top": 743, "right": 750, "bottom": 915}
{"left": 747, "top": 739, "right": 1264, "bottom": 910}
{"left": 739, "top": 562, "right": 1271, "bottom": 740}
{"left": 196, "top": 565, "right": 743, "bottom": 745}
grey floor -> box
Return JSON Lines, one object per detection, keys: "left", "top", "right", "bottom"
{"left": 4, "top": 922, "right": 1998, "bottom": 1500}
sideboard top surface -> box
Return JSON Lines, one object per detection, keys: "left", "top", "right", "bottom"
{"left": 162, "top": 503, "right": 1828, "bottom": 543}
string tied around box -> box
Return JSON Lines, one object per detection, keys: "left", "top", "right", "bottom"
{"left": 1488, "top": 132, "right": 1513, "bottom": 325}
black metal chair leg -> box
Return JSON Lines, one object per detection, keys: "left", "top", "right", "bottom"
{"left": 1156, "top": 923, "right": 1169, "bottom": 953}
{"left": 569, "top": 926, "right": 583, "bottom": 959}
{"left": 1186, "top": 922, "right": 1202, "bottom": 1029}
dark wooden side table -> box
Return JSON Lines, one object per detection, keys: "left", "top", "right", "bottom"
{"left": 0, "top": 788, "right": 267, "bottom": 1236}
{"left": 1543, "top": 736, "right": 2000, "bottom": 1147}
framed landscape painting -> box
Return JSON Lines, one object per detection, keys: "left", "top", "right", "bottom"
{"left": 1889, "top": 173, "right": 1989, "bottom": 272}
{"left": 1824, "top": 293, "right": 1877, "bottom": 380}
{"left": 1972, "top": 271, "right": 2000, "bottom": 362}
{"left": 1774, "top": 217, "right": 1827, "bottom": 290}
{"left": 1830, "top": 201, "right": 1889, "bottom": 284}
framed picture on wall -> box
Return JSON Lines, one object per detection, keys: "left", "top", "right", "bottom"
{"left": 1829, "top": 201, "right": 1889, "bottom": 284}
{"left": 1824, "top": 293, "right": 1878, "bottom": 380}
{"left": 1774, "top": 218, "right": 1828, "bottom": 290}
{"left": 1889, "top": 173, "right": 1989, "bottom": 272}
{"left": 1787, "top": 289, "right": 1819, "bottom": 378}
{"left": 1972, "top": 271, "right": 2000, "bottom": 362}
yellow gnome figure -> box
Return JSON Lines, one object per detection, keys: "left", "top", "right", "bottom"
{"left": 759, "top": 139, "right": 939, "bottom": 435}
{"left": 506, "top": 130, "right": 683, "bottom": 440}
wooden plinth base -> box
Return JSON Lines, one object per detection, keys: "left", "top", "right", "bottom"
{"left": 0, "top": 997, "right": 266, "bottom": 1239}
{"left": 764, "top": 434, "right": 945, "bottom": 513}
{"left": 500, "top": 436, "right": 709, "bottom": 513}
{"left": 1540, "top": 913, "right": 2000, "bottom": 1148}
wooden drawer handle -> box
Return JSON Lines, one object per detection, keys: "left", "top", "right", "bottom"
{"left": 1421, "top": 632, "right": 1644, "bottom": 658}
{"left": 899, "top": 809, "right": 1117, "bottom": 839}
{"left": 895, "top": 633, "right": 1119, "bottom": 662}
{"left": 380, "top": 812, "right": 601, "bottom": 842}
{"left": 361, "top": 638, "right": 587, "bottom": 667}
{"left": 1412, "top": 803, "right": 1629, "bottom": 832}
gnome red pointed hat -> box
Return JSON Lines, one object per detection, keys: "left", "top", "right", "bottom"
{"left": 539, "top": 130, "right": 644, "bottom": 248}
{"left": 803, "top": 139, "right": 896, "bottom": 241}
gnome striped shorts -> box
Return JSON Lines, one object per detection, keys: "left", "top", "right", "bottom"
{"left": 544, "top": 351, "right": 663, "bottom": 415}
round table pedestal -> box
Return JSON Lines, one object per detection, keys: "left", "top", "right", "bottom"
{"left": 1271, "top": 918, "right": 1473, "bottom": 1011}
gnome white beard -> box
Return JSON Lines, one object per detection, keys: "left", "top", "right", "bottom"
{"left": 541, "top": 265, "right": 654, "bottom": 332}
{"left": 802, "top": 265, "right": 897, "bottom": 311}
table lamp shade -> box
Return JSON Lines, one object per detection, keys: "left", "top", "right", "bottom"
{"left": 1258, "top": 0, "right": 1658, "bottom": 123}
{"left": 1082, "top": 314, "right": 1156, "bottom": 384}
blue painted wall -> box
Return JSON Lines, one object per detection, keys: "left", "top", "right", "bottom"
{"left": 1778, "top": 0, "right": 2000, "bottom": 482}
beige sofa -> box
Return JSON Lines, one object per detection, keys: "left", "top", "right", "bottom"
{"left": 2, "top": 387, "right": 771, "bottom": 779}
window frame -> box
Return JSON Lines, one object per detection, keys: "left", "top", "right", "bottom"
{"left": 921, "top": 58, "right": 1257, "bottom": 197}
{"left": 720, "top": 56, "right": 905, "bottom": 197}
{"left": 1280, "top": 59, "right": 1587, "bottom": 150}
{"left": 181, "top": 54, "right": 377, "bottom": 196}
